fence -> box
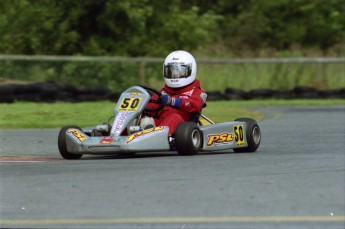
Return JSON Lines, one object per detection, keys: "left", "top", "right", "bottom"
{"left": 0, "top": 55, "right": 344, "bottom": 102}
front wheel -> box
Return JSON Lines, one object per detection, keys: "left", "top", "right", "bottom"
{"left": 174, "top": 122, "right": 203, "bottom": 156}
{"left": 233, "top": 118, "right": 261, "bottom": 153}
{"left": 58, "top": 126, "right": 83, "bottom": 159}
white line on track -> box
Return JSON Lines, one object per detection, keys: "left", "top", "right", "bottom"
{"left": 1, "top": 216, "right": 345, "bottom": 226}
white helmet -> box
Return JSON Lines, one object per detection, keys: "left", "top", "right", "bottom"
{"left": 163, "top": 50, "right": 197, "bottom": 88}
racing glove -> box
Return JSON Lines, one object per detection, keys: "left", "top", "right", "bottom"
{"left": 160, "top": 95, "right": 181, "bottom": 109}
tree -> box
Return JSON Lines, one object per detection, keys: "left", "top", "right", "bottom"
{"left": 0, "top": 0, "right": 219, "bottom": 56}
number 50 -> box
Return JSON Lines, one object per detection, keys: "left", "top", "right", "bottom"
{"left": 234, "top": 125, "right": 244, "bottom": 146}
{"left": 119, "top": 98, "right": 142, "bottom": 111}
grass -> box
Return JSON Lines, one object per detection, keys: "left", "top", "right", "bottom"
{"left": 0, "top": 102, "right": 114, "bottom": 129}
{"left": 0, "top": 99, "right": 344, "bottom": 129}
{"left": 2, "top": 52, "right": 345, "bottom": 94}
{"left": 141, "top": 61, "right": 345, "bottom": 93}
{"left": 197, "top": 62, "right": 345, "bottom": 92}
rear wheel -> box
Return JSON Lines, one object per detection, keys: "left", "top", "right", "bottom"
{"left": 175, "top": 122, "right": 202, "bottom": 156}
{"left": 233, "top": 118, "right": 261, "bottom": 153}
{"left": 58, "top": 126, "right": 83, "bottom": 159}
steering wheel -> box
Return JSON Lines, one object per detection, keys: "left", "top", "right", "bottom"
{"left": 139, "top": 85, "right": 164, "bottom": 113}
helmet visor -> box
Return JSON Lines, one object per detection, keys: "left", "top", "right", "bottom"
{"left": 164, "top": 63, "right": 192, "bottom": 79}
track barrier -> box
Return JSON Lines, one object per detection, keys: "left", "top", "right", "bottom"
{"left": 0, "top": 82, "right": 344, "bottom": 103}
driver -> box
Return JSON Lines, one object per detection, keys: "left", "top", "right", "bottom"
{"left": 143, "top": 50, "right": 207, "bottom": 136}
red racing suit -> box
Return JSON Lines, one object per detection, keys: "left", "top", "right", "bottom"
{"left": 146, "top": 80, "right": 207, "bottom": 136}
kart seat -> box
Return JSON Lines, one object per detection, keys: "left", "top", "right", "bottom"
{"left": 189, "top": 103, "right": 207, "bottom": 125}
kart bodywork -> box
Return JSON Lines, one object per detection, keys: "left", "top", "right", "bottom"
{"left": 58, "top": 85, "right": 261, "bottom": 159}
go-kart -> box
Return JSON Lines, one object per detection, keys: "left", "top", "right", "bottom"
{"left": 58, "top": 85, "right": 261, "bottom": 159}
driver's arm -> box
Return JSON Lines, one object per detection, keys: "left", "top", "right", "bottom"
{"left": 179, "top": 89, "right": 207, "bottom": 113}
{"left": 144, "top": 93, "right": 161, "bottom": 116}
{"left": 160, "top": 88, "right": 207, "bottom": 113}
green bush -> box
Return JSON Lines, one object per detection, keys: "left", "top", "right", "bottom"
{"left": 1, "top": 0, "right": 344, "bottom": 55}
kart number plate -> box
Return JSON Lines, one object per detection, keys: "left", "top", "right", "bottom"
{"left": 234, "top": 124, "right": 245, "bottom": 146}
{"left": 118, "top": 97, "right": 142, "bottom": 112}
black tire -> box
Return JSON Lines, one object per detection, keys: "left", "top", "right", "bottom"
{"left": 175, "top": 122, "right": 203, "bottom": 156}
{"left": 233, "top": 118, "right": 261, "bottom": 153}
{"left": 58, "top": 126, "right": 83, "bottom": 159}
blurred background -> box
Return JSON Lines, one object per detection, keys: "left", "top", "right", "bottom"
{"left": 0, "top": 0, "right": 344, "bottom": 100}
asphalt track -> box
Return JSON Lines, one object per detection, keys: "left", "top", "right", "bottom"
{"left": 0, "top": 106, "right": 344, "bottom": 229}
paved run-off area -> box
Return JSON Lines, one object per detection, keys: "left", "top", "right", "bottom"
{"left": 0, "top": 106, "right": 344, "bottom": 228}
